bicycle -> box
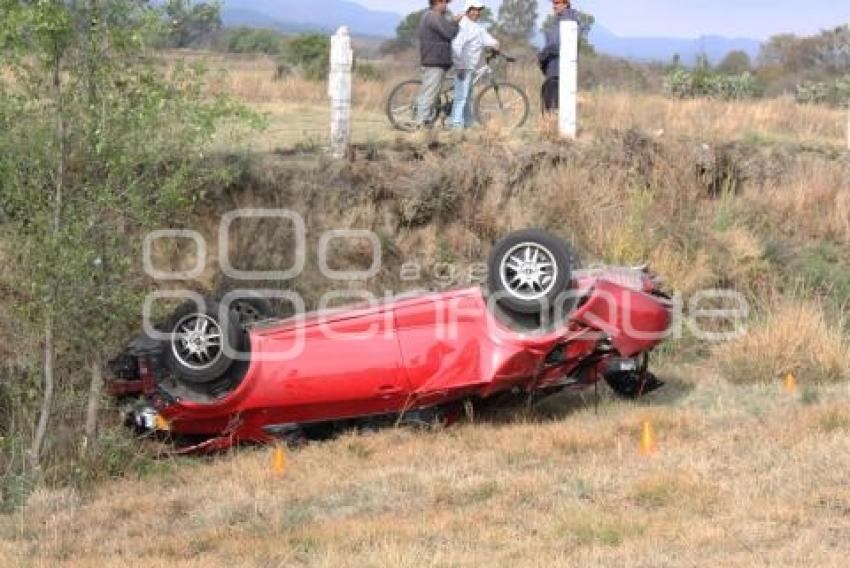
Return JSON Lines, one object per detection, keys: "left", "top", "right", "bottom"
{"left": 386, "top": 50, "right": 530, "bottom": 132}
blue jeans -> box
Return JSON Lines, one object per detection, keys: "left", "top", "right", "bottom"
{"left": 451, "top": 70, "right": 474, "bottom": 129}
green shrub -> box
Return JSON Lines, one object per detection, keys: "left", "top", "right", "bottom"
{"left": 221, "top": 27, "right": 284, "bottom": 54}
{"left": 279, "top": 33, "right": 330, "bottom": 82}
{"left": 664, "top": 68, "right": 762, "bottom": 100}
{"left": 0, "top": 433, "right": 33, "bottom": 512}
{"left": 580, "top": 53, "right": 659, "bottom": 91}
{"left": 794, "top": 242, "right": 850, "bottom": 308}
{"left": 0, "top": 0, "right": 259, "bottom": 493}
{"left": 795, "top": 75, "right": 850, "bottom": 106}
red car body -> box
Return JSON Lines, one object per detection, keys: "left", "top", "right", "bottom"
{"left": 117, "top": 268, "right": 672, "bottom": 453}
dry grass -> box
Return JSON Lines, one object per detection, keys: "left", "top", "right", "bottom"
{"left": 648, "top": 240, "right": 716, "bottom": 298}
{"left": 714, "top": 299, "right": 850, "bottom": 384}
{"left": 3, "top": 50, "right": 850, "bottom": 565}
{"left": 178, "top": 50, "right": 850, "bottom": 150}
{"left": 581, "top": 92, "right": 847, "bottom": 146}
{"left": 742, "top": 161, "right": 850, "bottom": 244}
{"left": 213, "top": 102, "right": 392, "bottom": 155}
{"left": 170, "top": 50, "right": 390, "bottom": 111}
{"left": 4, "top": 375, "right": 850, "bottom": 566}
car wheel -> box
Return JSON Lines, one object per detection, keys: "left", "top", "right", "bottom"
{"left": 487, "top": 229, "right": 575, "bottom": 315}
{"left": 164, "top": 300, "right": 242, "bottom": 385}
{"left": 225, "top": 292, "right": 275, "bottom": 327}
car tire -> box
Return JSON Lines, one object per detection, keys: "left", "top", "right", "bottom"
{"left": 164, "top": 299, "right": 242, "bottom": 385}
{"left": 224, "top": 291, "right": 275, "bottom": 327}
{"left": 487, "top": 229, "right": 575, "bottom": 315}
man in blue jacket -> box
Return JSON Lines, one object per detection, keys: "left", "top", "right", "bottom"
{"left": 538, "top": 0, "right": 581, "bottom": 112}
{"left": 416, "top": 0, "right": 463, "bottom": 126}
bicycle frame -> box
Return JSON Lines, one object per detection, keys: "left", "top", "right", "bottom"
{"left": 442, "top": 60, "right": 497, "bottom": 96}
{"left": 386, "top": 51, "right": 527, "bottom": 131}
{"left": 432, "top": 61, "right": 497, "bottom": 123}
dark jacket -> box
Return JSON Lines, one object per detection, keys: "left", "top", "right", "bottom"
{"left": 539, "top": 9, "right": 581, "bottom": 78}
{"left": 419, "top": 10, "right": 459, "bottom": 69}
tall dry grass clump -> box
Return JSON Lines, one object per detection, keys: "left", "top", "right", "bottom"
{"left": 581, "top": 92, "right": 847, "bottom": 145}
{"left": 743, "top": 160, "right": 850, "bottom": 244}
{"left": 713, "top": 298, "right": 850, "bottom": 384}
{"left": 648, "top": 240, "right": 716, "bottom": 298}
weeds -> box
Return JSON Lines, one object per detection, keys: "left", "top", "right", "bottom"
{"left": 631, "top": 473, "right": 717, "bottom": 513}
{"left": 816, "top": 408, "right": 850, "bottom": 432}
{"left": 555, "top": 506, "right": 645, "bottom": 547}
{"left": 801, "top": 387, "right": 821, "bottom": 406}
{"left": 434, "top": 480, "right": 499, "bottom": 508}
{"left": 794, "top": 243, "right": 850, "bottom": 308}
{"left": 714, "top": 298, "right": 849, "bottom": 384}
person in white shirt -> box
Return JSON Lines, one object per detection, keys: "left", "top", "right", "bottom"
{"left": 451, "top": 1, "right": 499, "bottom": 130}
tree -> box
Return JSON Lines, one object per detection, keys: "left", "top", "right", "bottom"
{"left": 758, "top": 26, "right": 850, "bottom": 76}
{"left": 397, "top": 9, "right": 426, "bottom": 50}
{"left": 496, "top": 0, "right": 538, "bottom": 45}
{"left": 164, "top": 0, "right": 222, "bottom": 48}
{"left": 0, "top": 0, "right": 255, "bottom": 479}
{"left": 758, "top": 33, "right": 810, "bottom": 72}
{"left": 381, "top": 7, "right": 477, "bottom": 54}
{"left": 717, "top": 50, "right": 752, "bottom": 75}
{"left": 810, "top": 25, "right": 850, "bottom": 75}
{"left": 380, "top": 9, "right": 425, "bottom": 54}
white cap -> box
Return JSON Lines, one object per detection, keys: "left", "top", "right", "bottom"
{"left": 465, "top": 0, "right": 486, "bottom": 11}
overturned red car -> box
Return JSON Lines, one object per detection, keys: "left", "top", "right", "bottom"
{"left": 109, "top": 229, "right": 673, "bottom": 452}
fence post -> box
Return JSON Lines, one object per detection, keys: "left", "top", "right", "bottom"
{"left": 558, "top": 20, "right": 579, "bottom": 139}
{"left": 846, "top": 104, "right": 850, "bottom": 151}
{"left": 329, "top": 26, "right": 353, "bottom": 159}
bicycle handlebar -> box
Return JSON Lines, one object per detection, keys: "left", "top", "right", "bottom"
{"left": 485, "top": 49, "right": 517, "bottom": 64}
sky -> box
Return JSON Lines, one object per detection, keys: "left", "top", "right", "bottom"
{"left": 353, "top": 0, "right": 850, "bottom": 39}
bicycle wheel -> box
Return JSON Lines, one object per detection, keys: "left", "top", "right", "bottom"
{"left": 386, "top": 79, "right": 422, "bottom": 132}
{"left": 474, "top": 82, "right": 530, "bottom": 130}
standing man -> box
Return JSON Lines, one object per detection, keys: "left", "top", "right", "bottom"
{"left": 416, "top": 0, "right": 463, "bottom": 126}
{"left": 451, "top": 1, "right": 499, "bottom": 130}
{"left": 538, "top": 0, "right": 581, "bottom": 112}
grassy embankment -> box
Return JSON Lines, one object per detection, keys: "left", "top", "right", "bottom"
{"left": 1, "top": 50, "right": 849, "bottom": 566}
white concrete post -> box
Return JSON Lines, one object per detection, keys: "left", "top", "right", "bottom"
{"left": 558, "top": 20, "right": 579, "bottom": 139}
{"left": 329, "top": 27, "right": 353, "bottom": 159}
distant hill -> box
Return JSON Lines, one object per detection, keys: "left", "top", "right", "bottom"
{"left": 588, "top": 26, "right": 762, "bottom": 65}
{"left": 221, "top": 7, "right": 326, "bottom": 34}
{"left": 220, "top": 0, "right": 762, "bottom": 64}
{"left": 221, "top": 0, "right": 399, "bottom": 38}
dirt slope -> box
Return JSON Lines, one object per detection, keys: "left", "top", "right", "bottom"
{"left": 1, "top": 132, "right": 848, "bottom": 565}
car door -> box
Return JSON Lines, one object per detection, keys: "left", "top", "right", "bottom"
{"left": 393, "top": 289, "right": 489, "bottom": 405}
{"left": 251, "top": 304, "right": 411, "bottom": 422}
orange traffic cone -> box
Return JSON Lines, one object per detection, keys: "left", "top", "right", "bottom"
{"left": 783, "top": 373, "right": 797, "bottom": 394}
{"left": 272, "top": 443, "right": 286, "bottom": 474}
{"left": 639, "top": 421, "right": 659, "bottom": 456}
